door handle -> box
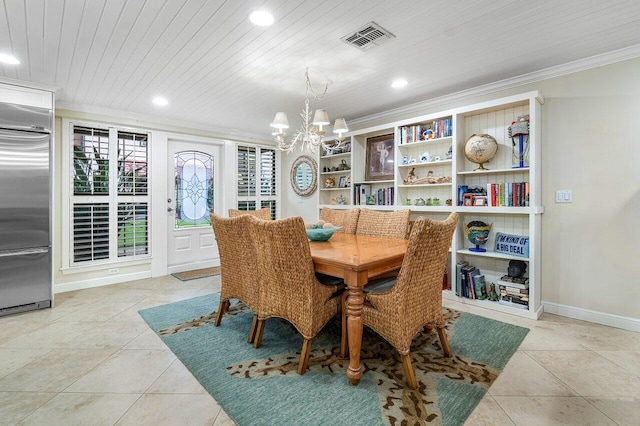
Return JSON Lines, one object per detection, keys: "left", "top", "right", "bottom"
{"left": 167, "top": 207, "right": 174, "bottom": 212}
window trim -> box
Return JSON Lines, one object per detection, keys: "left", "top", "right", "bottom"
{"left": 62, "top": 119, "right": 152, "bottom": 270}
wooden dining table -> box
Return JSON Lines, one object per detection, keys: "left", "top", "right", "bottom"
{"left": 309, "top": 232, "right": 408, "bottom": 386}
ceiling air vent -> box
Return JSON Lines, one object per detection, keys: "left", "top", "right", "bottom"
{"left": 341, "top": 22, "right": 396, "bottom": 51}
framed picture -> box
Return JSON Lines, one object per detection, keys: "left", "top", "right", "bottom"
{"left": 474, "top": 196, "right": 487, "bottom": 206}
{"left": 365, "top": 134, "right": 394, "bottom": 181}
{"left": 462, "top": 193, "right": 474, "bottom": 206}
{"left": 338, "top": 176, "right": 347, "bottom": 188}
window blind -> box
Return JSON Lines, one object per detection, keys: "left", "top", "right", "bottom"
{"left": 237, "top": 145, "right": 278, "bottom": 219}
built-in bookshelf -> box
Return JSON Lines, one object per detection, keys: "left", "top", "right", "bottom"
{"left": 316, "top": 91, "right": 544, "bottom": 319}
{"left": 318, "top": 148, "right": 352, "bottom": 207}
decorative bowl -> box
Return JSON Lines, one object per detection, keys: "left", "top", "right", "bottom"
{"left": 306, "top": 227, "right": 341, "bottom": 242}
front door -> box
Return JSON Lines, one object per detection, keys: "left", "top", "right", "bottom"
{"left": 167, "top": 140, "right": 221, "bottom": 274}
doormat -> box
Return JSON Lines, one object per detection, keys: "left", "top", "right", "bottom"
{"left": 171, "top": 266, "right": 221, "bottom": 281}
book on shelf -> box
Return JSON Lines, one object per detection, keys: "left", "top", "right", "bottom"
{"left": 496, "top": 274, "right": 529, "bottom": 290}
{"left": 373, "top": 187, "right": 394, "bottom": 206}
{"left": 498, "top": 298, "right": 529, "bottom": 310}
{"left": 499, "top": 290, "right": 529, "bottom": 302}
{"left": 460, "top": 264, "right": 477, "bottom": 299}
{"left": 485, "top": 182, "right": 529, "bottom": 207}
{"left": 467, "top": 267, "right": 480, "bottom": 299}
{"left": 358, "top": 184, "right": 371, "bottom": 206}
{"left": 498, "top": 284, "right": 529, "bottom": 295}
{"left": 473, "top": 274, "right": 488, "bottom": 300}
{"left": 442, "top": 266, "right": 449, "bottom": 291}
{"left": 500, "top": 290, "right": 528, "bottom": 303}
{"left": 455, "top": 261, "right": 468, "bottom": 297}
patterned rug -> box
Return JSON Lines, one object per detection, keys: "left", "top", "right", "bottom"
{"left": 138, "top": 294, "right": 528, "bottom": 426}
{"left": 171, "top": 266, "right": 221, "bottom": 281}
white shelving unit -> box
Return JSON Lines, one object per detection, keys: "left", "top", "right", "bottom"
{"left": 318, "top": 150, "right": 352, "bottom": 207}
{"left": 316, "top": 91, "right": 544, "bottom": 319}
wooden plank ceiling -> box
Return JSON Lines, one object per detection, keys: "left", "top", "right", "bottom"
{"left": 1, "top": 0, "right": 640, "bottom": 139}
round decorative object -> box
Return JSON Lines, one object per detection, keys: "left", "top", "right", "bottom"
{"left": 464, "top": 134, "right": 498, "bottom": 171}
{"left": 290, "top": 155, "right": 317, "bottom": 197}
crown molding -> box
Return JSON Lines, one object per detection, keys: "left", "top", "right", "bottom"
{"left": 348, "top": 43, "right": 640, "bottom": 128}
{"left": 0, "top": 76, "right": 60, "bottom": 93}
{"left": 55, "top": 101, "right": 271, "bottom": 144}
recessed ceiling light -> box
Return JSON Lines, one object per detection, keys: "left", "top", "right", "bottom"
{"left": 249, "top": 10, "right": 274, "bottom": 26}
{"left": 152, "top": 96, "right": 169, "bottom": 106}
{"left": 0, "top": 53, "right": 20, "bottom": 65}
{"left": 391, "top": 79, "right": 408, "bottom": 88}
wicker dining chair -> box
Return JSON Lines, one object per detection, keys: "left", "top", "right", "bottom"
{"left": 319, "top": 207, "right": 360, "bottom": 234}
{"left": 228, "top": 207, "right": 272, "bottom": 220}
{"left": 340, "top": 208, "right": 412, "bottom": 346}
{"left": 359, "top": 213, "right": 458, "bottom": 389}
{"left": 248, "top": 215, "right": 341, "bottom": 375}
{"left": 356, "top": 208, "right": 411, "bottom": 239}
{"left": 210, "top": 213, "right": 261, "bottom": 343}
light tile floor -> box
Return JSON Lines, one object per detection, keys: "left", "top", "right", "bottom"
{"left": 0, "top": 275, "right": 638, "bottom": 425}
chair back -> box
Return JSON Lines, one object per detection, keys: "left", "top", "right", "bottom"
{"left": 210, "top": 213, "right": 260, "bottom": 311}
{"left": 393, "top": 213, "right": 458, "bottom": 316}
{"left": 228, "top": 208, "right": 272, "bottom": 220}
{"left": 247, "top": 215, "right": 337, "bottom": 339}
{"left": 319, "top": 208, "right": 360, "bottom": 234}
{"left": 356, "top": 209, "right": 411, "bottom": 239}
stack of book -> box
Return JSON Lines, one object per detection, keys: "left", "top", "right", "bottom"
{"left": 455, "top": 261, "right": 488, "bottom": 300}
{"left": 496, "top": 274, "right": 529, "bottom": 310}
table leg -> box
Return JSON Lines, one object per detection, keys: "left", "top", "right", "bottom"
{"left": 344, "top": 270, "right": 367, "bottom": 386}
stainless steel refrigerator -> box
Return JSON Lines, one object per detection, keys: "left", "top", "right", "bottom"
{"left": 0, "top": 102, "right": 52, "bottom": 316}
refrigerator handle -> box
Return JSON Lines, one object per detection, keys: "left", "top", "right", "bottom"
{"left": 0, "top": 247, "right": 49, "bottom": 257}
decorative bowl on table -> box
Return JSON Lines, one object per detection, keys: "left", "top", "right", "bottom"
{"left": 305, "top": 226, "right": 341, "bottom": 242}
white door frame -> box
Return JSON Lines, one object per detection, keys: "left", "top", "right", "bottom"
{"left": 167, "top": 140, "right": 222, "bottom": 274}
{"left": 150, "top": 132, "right": 230, "bottom": 277}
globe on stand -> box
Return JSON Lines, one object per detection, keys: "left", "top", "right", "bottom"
{"left": 464, "top": 134, "right": 498, "bottom": 171}
{"left": 463, "top": 220, "right": 492, "bottom": 252}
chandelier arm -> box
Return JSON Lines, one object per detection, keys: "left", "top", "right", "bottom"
{"left": 273, "top": 68, "right": 343, "bottom": 153}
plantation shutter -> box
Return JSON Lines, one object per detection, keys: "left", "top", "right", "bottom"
{"left": 237, "top": 145, "right": 278, "bottom": 219}
{"left": 70, "top": 125, "right": 150, "bottom": 265}
{"left": 72, "top": 203, "right": 109, "bottom": 262}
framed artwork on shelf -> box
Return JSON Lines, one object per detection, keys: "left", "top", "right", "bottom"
{"left": 365, "top": 134, "right": 394, "bottom": 181}
{"left": 474, "top": 196, "right": 487, "bottom": 206}
{"left": 338, "top": 176, "right": 347, "bottom": 188}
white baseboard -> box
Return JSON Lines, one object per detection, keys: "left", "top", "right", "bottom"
{"left": 542, "top": 301, "right": 640, "bottom": 333}
{"left": 167, "top": 259, "right": 219, "bottom": 275}
{"left": 54, "top": 271, "right": 152, "bottom": 294}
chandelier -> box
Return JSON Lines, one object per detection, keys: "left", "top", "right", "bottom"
{"left": 271, "top": 69, "right": 348, "bottom": 153}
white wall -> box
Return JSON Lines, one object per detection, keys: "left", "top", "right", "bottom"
{"left": 280, "top": 58, "right": 640, "bottom": 328}
{"left": 280, "top": 153, "right": 321, "bottom": 222}
{"left": 52, "top": 109, "right": 262, "bottom": 293}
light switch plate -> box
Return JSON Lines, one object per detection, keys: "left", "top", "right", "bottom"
{"left": 555, "top": 189, "right": 572, "bottom": 203}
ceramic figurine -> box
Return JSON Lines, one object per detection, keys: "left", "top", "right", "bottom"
{"left": 420, "top": 152, "right": 434, "bottom": 163}
{"left": 488, "top": 283, "right": 499, "bottom": 301}
{"left": 446, "top": 146, "right": 453, "bottom": 159}
{"left": 402, "top": 154, "right": 409, "bottom": 165}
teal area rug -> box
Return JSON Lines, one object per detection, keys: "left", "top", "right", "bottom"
{"left": 138, "top": 294, "right": 528, "bottom": 426}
